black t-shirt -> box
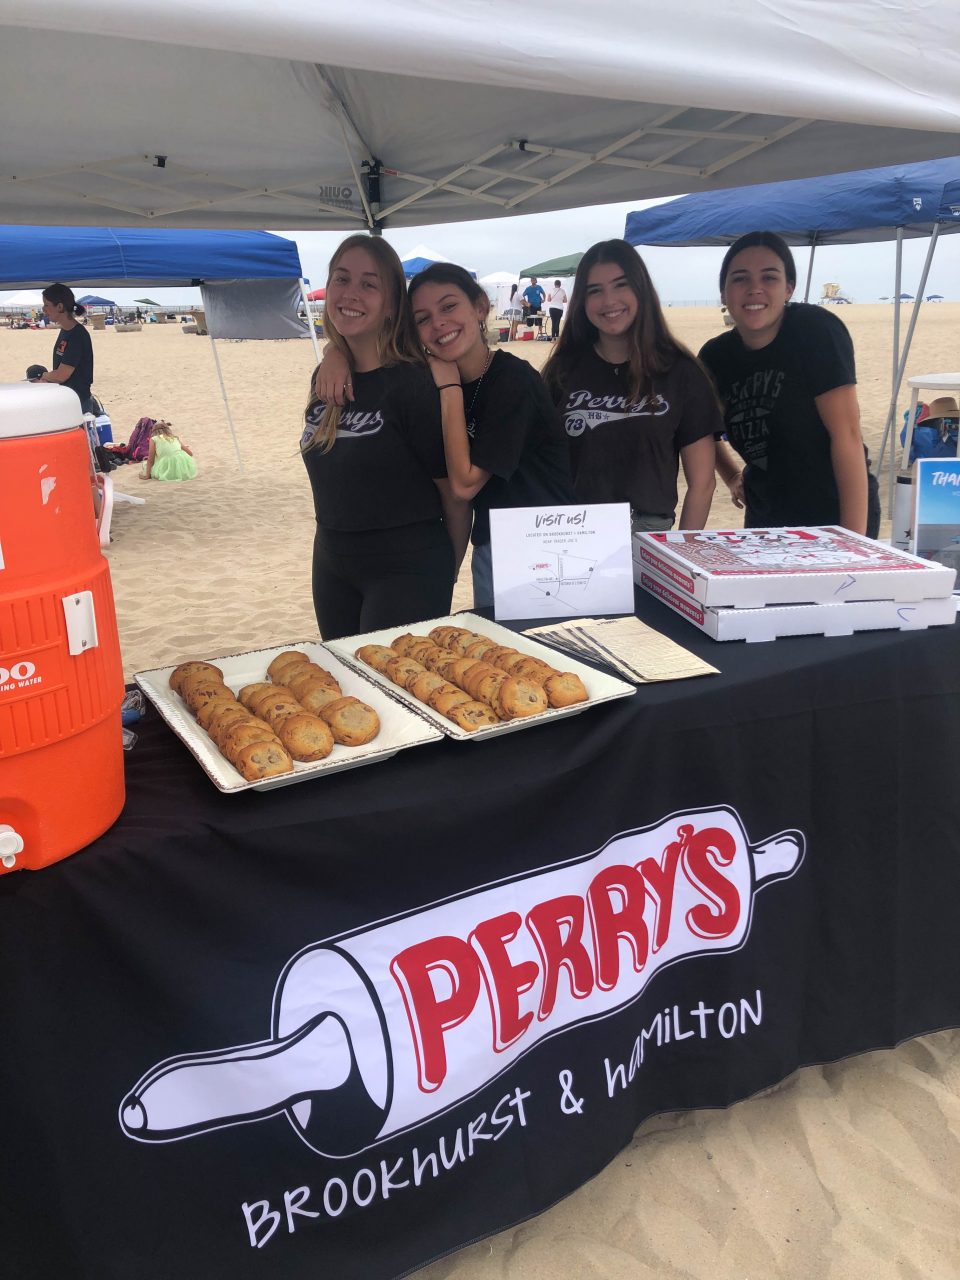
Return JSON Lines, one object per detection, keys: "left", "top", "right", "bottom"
{"left": 558, "top": 348, "right": 721, "bottom": 519}
{"left": 52, "top": 323, "right": 94, "bottom": 405}
{"left": 462, "top": 350, "right": 575, "bottom": 546}
{"left": 699, "top": 303, "right": 859, "bottom": 527}
{"left": 301, "top": 362, "right": 447, "bottom": 531}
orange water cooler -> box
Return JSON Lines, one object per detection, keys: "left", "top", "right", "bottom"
{"left": 0, "top": 383, "right": 125, "bottom": 873}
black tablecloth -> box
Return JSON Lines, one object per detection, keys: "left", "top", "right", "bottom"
{"left": 2, "top": 591, "right": 960, "bottom": 1279}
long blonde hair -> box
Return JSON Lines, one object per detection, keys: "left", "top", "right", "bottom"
{"left": 304, "top": 234, "right": 423, "bottom": 454}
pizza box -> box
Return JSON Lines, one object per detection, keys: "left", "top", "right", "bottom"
{"left": 326, "top": 611, "right": 635, "bottom": 741}
{"left": 632, "top": 526, "right": 956, "bottom": 609}
{"left": 135, "top": 641, "right": 443, "bottom": 793}
{"left": 638, "top": 565, "right": 959, "bottom": 642}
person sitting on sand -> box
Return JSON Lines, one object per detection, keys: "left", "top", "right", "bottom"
{"left": 139, "top": 421, "right": 197, "bottom": 482}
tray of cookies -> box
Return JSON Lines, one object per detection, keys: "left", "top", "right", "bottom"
{"left": 325, "top": 612, "right": 635, "bottom": 741}
{"left": 134, "top": 641, "right": 443, "bottom": 792}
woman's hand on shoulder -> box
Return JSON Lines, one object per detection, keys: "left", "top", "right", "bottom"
{"left": 314, "top": 346, "right": 353, "bottom": 406}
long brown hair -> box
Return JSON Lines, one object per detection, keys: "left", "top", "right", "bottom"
{"left": 541, "top": 239, "right": 695, "bottom": 406}
{"left": 304, "top": 234, "right": 423, "bottom": 454}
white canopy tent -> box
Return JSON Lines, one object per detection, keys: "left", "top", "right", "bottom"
{"left": 1, "top": 3, "right": 959, "bottom": 231}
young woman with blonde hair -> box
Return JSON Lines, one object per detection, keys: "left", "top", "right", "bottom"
{"left": 301, "top": 235, "right": 470, "bottom": 639}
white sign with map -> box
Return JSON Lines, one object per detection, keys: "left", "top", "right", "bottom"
{"left": 489, "top": 503, "right": 633, "bottom": 620}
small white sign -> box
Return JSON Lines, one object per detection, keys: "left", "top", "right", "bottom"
{"left": 489, "top": 502, "right": 634, "bottom": 620}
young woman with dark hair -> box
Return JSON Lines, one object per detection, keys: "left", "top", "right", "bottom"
{"left": 30, "top": 283, "right": 97, "bottom": 413}
{"left": 300, "top": 235, "right": 470, "bottom": 639}
{"left": 541, "top": 240, "right": 719, "bottom": 532}
{"left": 699, "top": 230, "right": 880, "bottom": 536}
{"left": 407, "top": 262, "right": 575, "bottom": 608}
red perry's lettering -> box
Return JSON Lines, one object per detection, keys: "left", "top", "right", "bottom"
{"left": 638, "top": 544, "right": 695, "bottom": 593}
{"left": 390, "top": 824, "right": 739, "bottom": 1093}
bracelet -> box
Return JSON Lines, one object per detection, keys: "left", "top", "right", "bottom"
{"left": 437, "top": 383, "right": 463, "bottom": 391}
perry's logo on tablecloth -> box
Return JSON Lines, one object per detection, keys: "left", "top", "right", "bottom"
{"left": 118, "top": 806, "right": 803, "bottom": 1160}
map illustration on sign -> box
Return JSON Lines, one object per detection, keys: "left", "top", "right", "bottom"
{"left": 491, "top": 503, "right": 633, "bottom": 620}
{"left": 526, "top": 549, "right": 598, "bottom": 605}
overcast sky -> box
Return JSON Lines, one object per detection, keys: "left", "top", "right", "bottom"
{"left": 5, "top": 196, "right": 959, "bottom": 308}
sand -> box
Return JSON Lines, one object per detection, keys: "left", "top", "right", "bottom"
{"left": 4, "top": 307, "right": 960, "bottom": 1278}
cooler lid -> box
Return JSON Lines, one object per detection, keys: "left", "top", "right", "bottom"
{"left": 0, "top": 383, "right": 84, "bottom": 439}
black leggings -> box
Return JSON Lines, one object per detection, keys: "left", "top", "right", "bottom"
{"left": 311, "top": 520, "right": 455, "bottom": 640}
{"left": 549, "top": 308, "right": 563, "bottom": 340}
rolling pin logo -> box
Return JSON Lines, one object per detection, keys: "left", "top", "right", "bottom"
{"left": 119, "top": 806, "right": 803, "bottom": 1159}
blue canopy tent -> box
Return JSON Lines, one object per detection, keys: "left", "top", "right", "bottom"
{"left": 625, "top": 158, "right": 960, "bottom": 509}
{"left": 0, "top": 226, "right": 319, "bottom": 468}
{"left": 0, "top": 226, "right": 304, "bottom": 289}
{"left": 76, "top": 294, "right": 118, "bottom": 308}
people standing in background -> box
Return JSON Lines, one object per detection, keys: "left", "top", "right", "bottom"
{"left": 303, "top": 235, "right": 471, "bottom": 640}
{"left": 699, "top": 231, "right": 879, "bottom": 536}
{"left": 547, "top": 279, "right": 567, "bottom": 341}
{"left": 522, "top": 277, "right": 546, "bottom": 316}
{"left": 29, "top": 283, "right": 96, "bottom": 413}
{"left": 542, "top": 239, "right": 719, "bottom": 532}
{"left": 409, "top": 263, "right": 575, "bottom": 609}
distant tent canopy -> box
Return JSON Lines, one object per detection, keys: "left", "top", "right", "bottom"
{"left": 0, "top": 224, "right": 317, "bottom": 471}
{"left": 520, "top": 253, "right": 583, "bottom": 278}
{"left": 0, "top": 225, "right": 305, "bottom": 289}
{"left": 77, "top": 294, "right": 117, "bottom": 307}
{"left": 623, "top": 156, "right": 960, "bottom": 511}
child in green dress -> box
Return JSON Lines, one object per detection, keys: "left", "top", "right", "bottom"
{"left": 140, "top": 421, "right": 197, "bottom": 482}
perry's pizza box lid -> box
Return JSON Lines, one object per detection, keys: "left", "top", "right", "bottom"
{"left": 636, "top": 562, "right": 959, "bottom": 642}
{"left": 632, "top": 527, "right": 957, "bottom": 608}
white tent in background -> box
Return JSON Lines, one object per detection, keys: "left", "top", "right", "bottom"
{"left": 1, "top": 5, "right": 959, "bottom": 232}
{"left": 480, "top": 271, "right": 519, "bottom": 316}
{"left": 0, "top": 289, "right": 44, "bottom": 309}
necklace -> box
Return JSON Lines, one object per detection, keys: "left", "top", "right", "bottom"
{"left": 466, "top": 349, "right": 493, "bottom": 418}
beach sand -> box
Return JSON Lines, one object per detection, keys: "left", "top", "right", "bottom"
{"left": 4, "top": 307, "right": 959, "bottom": 1278}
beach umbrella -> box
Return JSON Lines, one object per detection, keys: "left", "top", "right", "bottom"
{"left": 134, "top": 297, "right": 161, "bottom": 306}
{"left": 306, "top": 287, "right": 325, "bottom": 301}
{"left": 519, "top": 253, "right": 583, "bottom": 279}
{"left": 899, "top": 292, "right": 915, "bottom": 300}
{"left": 926, "top": 293, "right": 944, "bottom": 300}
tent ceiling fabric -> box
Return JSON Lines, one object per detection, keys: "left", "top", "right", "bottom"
{"left": 2, "top": 3, "right": 960, "bottom": 230}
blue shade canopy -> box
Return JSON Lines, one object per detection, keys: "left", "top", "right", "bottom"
{"left": 624, "top": 158, "right": 960, "bottom": 248}
{"left": 401, "top": 256, "right": 441, "bottom": 278}
{"left": 76, "top": 294, "right": 117, "bottom": 307}
{"left": 0, "top": 227, "right": 303, "bottom": 289}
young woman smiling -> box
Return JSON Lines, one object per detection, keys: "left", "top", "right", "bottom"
{"left": 541, "top": 240, "right": 720, "bottom": 533}
{"left": 407, "top": 263, "right": 574, "bottom": 609}
{"left": 699, "top": 231, "right": 880, "bottom": 536}
{"left": 301, "top": 236, "right": 470, "bottom": 640}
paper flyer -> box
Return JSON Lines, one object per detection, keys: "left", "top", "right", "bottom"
{"left": 489, "top": 503, "right": 633, "bottom": 621}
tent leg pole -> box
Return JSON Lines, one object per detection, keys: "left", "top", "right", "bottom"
{"left": 882, "top": 232, "right": 905, "bottom": 516}
{"left": 883, "top": 226, "right": 939, "bottom": 517}
{"left": 802, "top": 240, "right": 816, "bottom": 303}
{"left": 207, "top": 334, "right": 244, "bottom": 473}
{"left": 299, "top": 278, "right": 322, "bottom": 363}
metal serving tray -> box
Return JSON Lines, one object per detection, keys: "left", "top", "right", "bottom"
{"left": 135, "top": 641, "right": 443, "bottom": 793}
{"left": 326, "top": 611, "right": 636, "bottom": 742}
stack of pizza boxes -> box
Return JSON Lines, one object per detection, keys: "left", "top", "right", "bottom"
{"left": 633, "top": 527, "right": 958, "bottom": 642}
